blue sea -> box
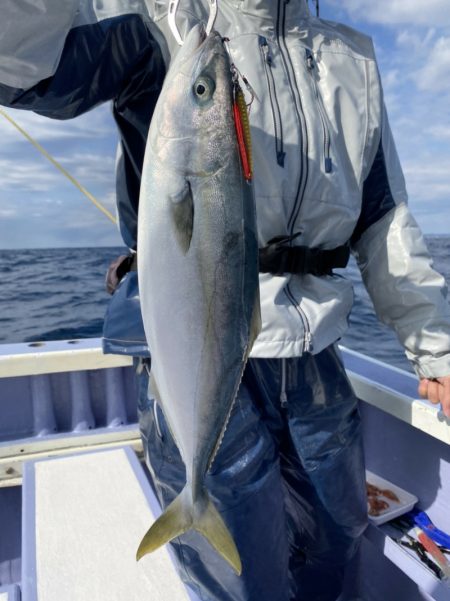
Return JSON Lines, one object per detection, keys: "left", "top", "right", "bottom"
{"left": 0, "top": 237, "right": 449, "bottom": 373}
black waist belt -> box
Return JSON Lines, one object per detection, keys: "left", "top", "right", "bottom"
{"left": 259, "top": 236, "right": 350, "bottom": 276}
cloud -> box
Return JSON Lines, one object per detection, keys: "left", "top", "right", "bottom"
{"left": 0, "top": 104, "right": 116, "bottom": 146}
{"left": 328, "top": 0, "right": 450, "bottom": 27}
{"left": 57, "top": 153, "right": 116, "bottom": 186}
{"left": 414, "top": 36, "right": 450, "bottom": 93}
{"left": 396, "top": 28, "right": 436, "bottom": 53}
{"left": 403, "top": 159, "right": 450, "bottom": 219}
{"left": 425, "top": 125, "right": 450, "bottom": 140}
{"left": 0, "top": 183, "right": 122, "bottom": 249}
{"left": 0, "top": 208, "right": 16, "bottom": 218}
{"left": 0, "top": 143, "right": 118, "bottom": 248}
{"left": 0, "top": 151, "right": 116, "bottom": 195}
{"left": 0, "top": 104, "right": 118, "bottom": 241}
{"left": 0, "top": 158, "right": 62, "bottom": 192}
{"left": 0, "top": 212, "right": 123, "bottom": 248}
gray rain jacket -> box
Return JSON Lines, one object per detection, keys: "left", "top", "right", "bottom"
{"left": 1, "top": 0, "right": 449, "bottom": 378}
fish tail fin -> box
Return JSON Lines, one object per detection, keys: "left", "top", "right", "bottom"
{"left": 195, "top": 491, "right": 242, "bottom": 575}
{"left": 136, "top": 486, "right": 242, "bottom": 575}
{"left": 136, "top": 487, "right": 191, "bottom": 561}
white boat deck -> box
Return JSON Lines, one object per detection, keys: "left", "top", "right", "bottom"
{"left": 22, "top": 446, "right": 195, "bottom": 601}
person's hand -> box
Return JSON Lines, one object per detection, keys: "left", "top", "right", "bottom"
{"left": 418, "top": 376, "right": 450, "bottom": 418}
{"left": 105, "top": 254, "right": 129, "bottom": 295}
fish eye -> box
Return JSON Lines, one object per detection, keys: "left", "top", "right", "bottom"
{"left": 193, "top": 76, "right": 215, "bottom": 103}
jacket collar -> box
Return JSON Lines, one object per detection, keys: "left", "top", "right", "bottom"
{"left": 224, "top": 0, "right": 310, "bottom": 22}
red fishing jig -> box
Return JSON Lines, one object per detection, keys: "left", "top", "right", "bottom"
{"left": 232, "top": 79, "right": 253, "bottom": 182}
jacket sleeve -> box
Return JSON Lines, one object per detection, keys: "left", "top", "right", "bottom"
{"left": 0, "top": 10, "right": 165, "bottom": 250}
{"left": 351, "top": 103, "right": 450, "bottom": 379}
{"left": 0, "top": 0, "right": 80, "bottom": 89}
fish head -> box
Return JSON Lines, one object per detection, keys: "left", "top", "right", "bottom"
{"left": 149, "top": 23, "right": 235, "bottom": 178}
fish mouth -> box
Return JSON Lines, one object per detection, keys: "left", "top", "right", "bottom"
{"left": 197, "top": 29, "right": 224, "bottom": 57}
{"left": 194, "top": 24, "right": 223, "bottom": 50}
{"left": 178, "top": 25, "right": 226, "bottom": 75}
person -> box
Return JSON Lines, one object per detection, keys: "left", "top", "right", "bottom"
{"left": 1, "top": 1, "right": 449, "bottom": 599}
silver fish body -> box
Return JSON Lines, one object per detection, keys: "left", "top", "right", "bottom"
{"left": 136, "top": 24, "right": 260, "bottom": 574}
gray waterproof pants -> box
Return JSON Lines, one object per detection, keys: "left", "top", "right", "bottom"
{"left": 137, "top": 345, "right": 368, "bottom": 601}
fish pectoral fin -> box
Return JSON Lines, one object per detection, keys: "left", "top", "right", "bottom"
{"left": 195, "top": 493, "right": 242, "bottom": 575}
{"left": 136, "top": 486, "right": 242, "bottom": 575}
{"left": 169, "top": 180, "right": 194, "bottom": 254}
{"left": 136, "top": 487, "right": 192, "bottom": 561}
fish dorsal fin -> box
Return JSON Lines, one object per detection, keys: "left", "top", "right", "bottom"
{"left": 169, "top": 180, "right": 194, "bottom": 254}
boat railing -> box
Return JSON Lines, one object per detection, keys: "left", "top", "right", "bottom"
{"left": 341, "top": 345, "right": 450, "bottom": 446}
{"left": 0, "top": 339, "right": 448, "bottom": 489}
{"left": 0, "top": 338, "right": 137, "bottom": 487}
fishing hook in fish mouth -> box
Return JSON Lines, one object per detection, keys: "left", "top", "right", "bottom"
{"left": 205, "top": 0, "right": 218, "bottom": 37}
{"left": 168, "top": 0, "right": 218, "bottom": 45}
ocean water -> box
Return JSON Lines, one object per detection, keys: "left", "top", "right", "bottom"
{"left": 0, "top": 237, "right": 449, "bottom": 374}
{"left": 0, "top": 247, "right": 124, "bottom": 344}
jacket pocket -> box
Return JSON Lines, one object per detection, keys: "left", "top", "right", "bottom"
{"left": 305, "top": 48, "right": 332, "bottom": 174}
{"left": 286, "top": 273, "right": 354, "bottom": 355}
{"left": 259, "top": 35, "right": 286, "bottom": 167}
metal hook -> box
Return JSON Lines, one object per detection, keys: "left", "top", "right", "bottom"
{"left": 168, "top": 0, "right": 184, "bottom": 46}
{"left": 168, "top": 0, "right": 218, "bottom": 46}
{"left": 205, "top": 0, "right": 218, "bottom": 36}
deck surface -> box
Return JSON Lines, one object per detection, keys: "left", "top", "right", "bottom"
{"left": 23, "top": 447, "right": 193, "bottom": 601}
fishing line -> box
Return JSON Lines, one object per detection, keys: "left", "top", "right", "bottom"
{"left": 0, "top": 107, "right": 117, "bottom": 225}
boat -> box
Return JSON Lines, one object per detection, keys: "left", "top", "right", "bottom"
{"left": 0, "top": 337, "right": 449, "bottom": 600}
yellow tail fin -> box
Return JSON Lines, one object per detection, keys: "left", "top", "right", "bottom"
{"left": 136, "top": 486, "right": 242, "bottom": 575}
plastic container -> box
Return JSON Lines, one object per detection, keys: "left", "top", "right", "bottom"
{"left": 366, "top": 470, "right": 418, "bottom": 526}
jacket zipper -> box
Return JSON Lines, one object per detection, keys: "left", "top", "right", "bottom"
{"left": 259, "top": 36, "right": 286, "bottom": 167}
{"left": 276, "top": 0, "right": 312, "bottom": 349}
{"left": 306, "top": 48, "right": 332, "bottom": 173}
{"left": 285, "top": 283, "right": 313, "bottom": 353}
{"left": 276, "top": 0, "right": 308, "bottom": 237}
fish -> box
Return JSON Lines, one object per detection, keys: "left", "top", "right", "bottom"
{"left": 136, "top": 23, "right": 261, "bottom": 575}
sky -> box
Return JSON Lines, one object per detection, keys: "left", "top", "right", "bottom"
{"left": 0, "top": 0, "right": 449, "bottom": 249}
